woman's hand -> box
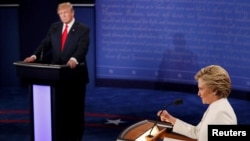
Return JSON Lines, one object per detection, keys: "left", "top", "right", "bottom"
{"left": 157, "top": 110, "right": 176, "bottom": 125}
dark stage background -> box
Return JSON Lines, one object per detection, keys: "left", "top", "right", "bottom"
{"left": 0, "top": 0, "right": 95, "bottom": 89}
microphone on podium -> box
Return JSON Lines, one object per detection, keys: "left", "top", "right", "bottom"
{"left": 146, "top": 99, "right": 183, "bottom": 139}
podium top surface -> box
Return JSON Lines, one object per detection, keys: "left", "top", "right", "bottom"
{"left": 13, "top": 61, "right": 86, "bottom": 84}
{"left": 13, "top": 61, "right": 69, "bottom": 69}
{"left": 117, "top": 120, "right": 196, "bottom": 141}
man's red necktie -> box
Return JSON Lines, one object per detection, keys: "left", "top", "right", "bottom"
{"left": 61, "top": 24, "right": 68, "bottom": 51}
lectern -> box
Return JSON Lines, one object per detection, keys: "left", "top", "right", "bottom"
{"left": 13, "top": 61, "right": 86, "bottom": 141}
{"left": 117, "top": 119, "right": 197, "bottom": 141}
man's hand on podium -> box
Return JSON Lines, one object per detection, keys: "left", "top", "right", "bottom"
{"left": 24, "top": 55, "right": 36, "bottom": 63}
{"left": 67, "top": 59, "right": 78, "bottom": 69}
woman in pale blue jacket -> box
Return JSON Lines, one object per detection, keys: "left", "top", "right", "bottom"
{"left": 157, "top": 65, "right": 237, "bottom": 141}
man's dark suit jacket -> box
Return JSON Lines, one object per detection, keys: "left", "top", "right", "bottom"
{"left": 33, "top": 21, "right": 90, "bottom": 83}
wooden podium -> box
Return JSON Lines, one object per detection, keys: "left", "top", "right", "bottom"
{"left": 13, "top": 61, "right": 86, "bottom": 141}
{"left": 117, "top": 119, "right": 196, "bottom": 141}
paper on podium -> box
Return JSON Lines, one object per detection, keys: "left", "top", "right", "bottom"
{"left": 163, "top": 137, "right": 184, "bottom": 141}
{"left": 135, "top": 126, "right": 159, "bottom": 141}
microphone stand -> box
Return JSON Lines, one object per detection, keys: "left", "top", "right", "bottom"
{"left": 146, "top": 104, "right": 171, "bottom": 138}
{"left": 146, "top": 99, "right": 183, "bottom": 140}
{"left": 39, "top": 47, "right": 44, "bottom": 63}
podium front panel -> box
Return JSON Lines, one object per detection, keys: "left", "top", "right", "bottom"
{"left": 13, "top": 61, "right": 86, "bottom": 141}
{"left": 32, "top": 85, "right": 52, "bottom": 141}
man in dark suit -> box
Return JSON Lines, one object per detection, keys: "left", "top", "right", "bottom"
{"left": 24, "top": 2, "right": 89, "bottom": 70}
{"left": 24, "top": 2, "right": 89, "bottom": 141}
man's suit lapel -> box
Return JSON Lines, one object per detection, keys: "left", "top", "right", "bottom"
{"left": 54, "top": 24, "right": 63, "bottom": 53}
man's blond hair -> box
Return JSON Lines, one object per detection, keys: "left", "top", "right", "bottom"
{"left": 57, "top": 2, "right": 73, "bottom": 12}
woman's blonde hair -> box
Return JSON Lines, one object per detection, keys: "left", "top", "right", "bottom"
{"left": 195, "top": 65, "right": 231, "bottom": 98}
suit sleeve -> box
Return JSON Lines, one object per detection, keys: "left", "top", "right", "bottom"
{"left": 32, "top": 24, "right": 56, "bottom": 57}
{"left": 172, "top": 119, "right": 198, "bottom": 139}
{"left": 71, "top": 25, "right": 90, "bottom": 63}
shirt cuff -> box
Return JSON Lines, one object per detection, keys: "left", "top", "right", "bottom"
{"left": 31, "top": 55, "right": 37, "bottom": 60}
{"left": 70, "top": 57, "right": 78, "bottom": 64}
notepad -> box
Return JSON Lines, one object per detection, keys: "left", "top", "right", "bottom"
{"left": 135, "top": 126, "right": 159, "bottom": 141}
{"left": 163, "top": 137, "right": 184, "bottom": 141}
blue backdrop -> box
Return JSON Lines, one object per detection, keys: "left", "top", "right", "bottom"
{"left": 1, "top": 0, "right": 250, "bottom": 94}
{"left": 95, "top": 0, "right": 250, "bottom": 92}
